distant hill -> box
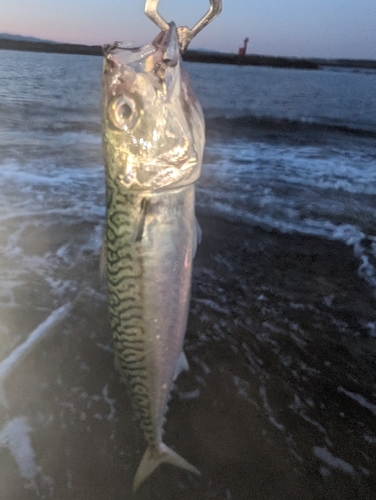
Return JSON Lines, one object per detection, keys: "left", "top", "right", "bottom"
{"left": 0, "top": 37, "right": 101, "bottom": 56}
{"left": 0, "top": 36, "right": 318, "bottom": 68}
{"left": 0, "top": 33, "right": 56, "bottom": 44}
{"left": 0, "top": 34, "right": 375, "bottom": 70}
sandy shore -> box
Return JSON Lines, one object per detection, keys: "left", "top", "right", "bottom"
{"left": 0, "top": 213, "right": 375, "bottom": 499}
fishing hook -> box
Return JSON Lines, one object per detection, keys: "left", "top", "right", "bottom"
{"left": 145, "top": 0, "right": 222, "bottom": 52}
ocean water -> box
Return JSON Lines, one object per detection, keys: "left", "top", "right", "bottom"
{"left": 0, "top": 49, "right": 375, "bottom": 499}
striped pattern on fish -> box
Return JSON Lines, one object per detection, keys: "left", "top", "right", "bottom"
{"left": 106, "top": 178, "right": 154, "bottom": 443}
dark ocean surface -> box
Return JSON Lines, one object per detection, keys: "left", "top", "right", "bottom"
{"left": 0, "top": 49, "right": 375, "bottom": 499}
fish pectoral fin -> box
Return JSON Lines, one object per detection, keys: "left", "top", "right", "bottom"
{"left": 193, "top": 218, "right": 202, "bottom": 258}
{"left": 135, "top": 197, "right": 149, "bottom": 242}
{"left": 173, "top": 351, "right": 190, "bottom": 381}
{"left": 133, "top": 443, "right": 200, "bottom": 493}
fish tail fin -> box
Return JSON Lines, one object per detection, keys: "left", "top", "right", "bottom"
{"left": 132, "top": 443, "right": 200, "bottom": 493}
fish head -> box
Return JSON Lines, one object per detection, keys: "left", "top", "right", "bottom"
{"left": 102, "top": 23, "right": 205, "bottom": 191}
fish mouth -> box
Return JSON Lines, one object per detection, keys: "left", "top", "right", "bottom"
{"left": 152, "top": 22, "right": 180, "bottom": 69}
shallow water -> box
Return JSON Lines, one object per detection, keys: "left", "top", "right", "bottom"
{"left": 0, "top": 49, "right": 375, "bottom": 499}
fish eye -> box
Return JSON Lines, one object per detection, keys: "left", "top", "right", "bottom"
{"left": 108, "top": 94, "right": 139, "bottom": 130}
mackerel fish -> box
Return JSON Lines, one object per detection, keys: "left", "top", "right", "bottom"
{"left": 102, "top": 23, "right": 205, "bottom": 492}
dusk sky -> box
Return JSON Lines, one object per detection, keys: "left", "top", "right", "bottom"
{"left": 1, "top": 0, "right": 375, "bottom": 59}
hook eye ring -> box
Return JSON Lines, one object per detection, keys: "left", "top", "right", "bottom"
{"left": 145, "top": 0, "right": 222, "bottom": 51}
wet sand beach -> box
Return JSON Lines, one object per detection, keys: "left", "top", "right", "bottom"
{"left": 1, "top": 213, "right": 375, "bottom": 500}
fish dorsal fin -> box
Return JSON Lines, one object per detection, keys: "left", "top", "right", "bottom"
{"left": 99, "top": 235, "right": 107, "bottom": 281}
{"left": 133, "top": 443, "right": 200, "bottom": 492}
{"left": 0, "top": 384, "right": 8, "bottom": 408}
{"left": 173, "top": 351, "right": 189, "bottom": 381}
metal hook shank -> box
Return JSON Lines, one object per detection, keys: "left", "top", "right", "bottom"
{"left": 144, "top": 0, "right": 169, "bottom": 32}
{"left": 145, "top": 0, "right": 222, "bottom": 51}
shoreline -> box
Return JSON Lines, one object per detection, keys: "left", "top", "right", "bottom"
{"left": 1, "top": 38, "right": 375, "bottom": 70}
